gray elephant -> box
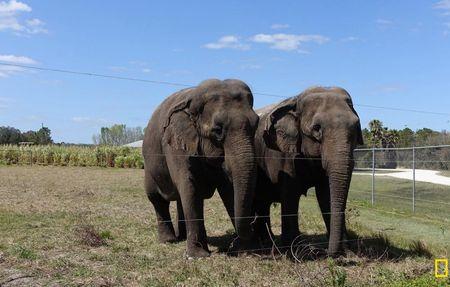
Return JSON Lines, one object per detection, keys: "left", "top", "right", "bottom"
{"left": 253, "top": 86, "right": 363, "bottom": 256}
{"left": 143, "top": 79, "right": 259, "bottom": 258}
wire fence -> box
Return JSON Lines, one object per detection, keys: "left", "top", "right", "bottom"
{"left": 1, "top": 144, "right": 449, "bottom": 217}
{"left": 0, "top": 145, "right": 449, "bottom": 260}
{"left": 353, "top": 144, "right": 450, "bottom": 213}
{"left": 0, "top": 61, "right": 449, "bottom": 256}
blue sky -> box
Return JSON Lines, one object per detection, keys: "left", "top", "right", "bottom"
{"left": 1, "top": 0, "right": 450, "bottom": 143}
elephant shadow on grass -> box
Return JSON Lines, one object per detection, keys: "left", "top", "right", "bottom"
{"left": 207, "top": 229, "right": 433, "bottom": 263}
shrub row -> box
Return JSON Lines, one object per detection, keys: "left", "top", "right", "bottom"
{"left": 0, "top": 145, "right": 144, "bottom": 169}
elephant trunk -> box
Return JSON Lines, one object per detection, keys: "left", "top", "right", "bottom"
{"left": 323, "top": 141, "right": 354, "bottom": 256}
{"left": 224, "top": 132, "right": 256, "bottom": 241}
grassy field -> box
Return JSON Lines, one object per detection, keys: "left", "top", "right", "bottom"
{"left": 0, "top": 166, "right": 449, "bottom": 286}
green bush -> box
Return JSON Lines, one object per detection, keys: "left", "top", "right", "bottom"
{"left": 0, "top": 145, "right": 144, "bottom": 169}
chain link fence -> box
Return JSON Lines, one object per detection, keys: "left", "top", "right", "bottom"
{"left": 353, "top": 145, "right": 450, "bottom": 214}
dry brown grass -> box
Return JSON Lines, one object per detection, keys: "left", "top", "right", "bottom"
{"left": 0, "top": 166, "right": 447, "bottom": 286}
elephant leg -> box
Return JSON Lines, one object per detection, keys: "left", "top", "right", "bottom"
{"left": 280, "top": 191, "right": 300, "bottom": 246}
{"left": 218, "top": 182, "right": 260, "bottom": 254}
{"left": 253, "top": 199, "right": 273, "bottom": 246}
{"left": 315, "top": 179, "right": 331, "bottom": 237}
{"left": 145, "top": 175, "right": 177, "bottom": 243}
{"left": 179, "top": 189, "right": 210, "bottom": 258}
{"left": 176, "top": 199, "right": 187, "bottom": 241}
{"left": 217, "top": 181, "right": 236, "bottom": 230}
{"left": 316, "top": 179, "right": 349, "bottom": 251}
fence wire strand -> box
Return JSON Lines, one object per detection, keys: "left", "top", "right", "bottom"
{"left": 1, "top": 61, "right": 450, "bottom": 116}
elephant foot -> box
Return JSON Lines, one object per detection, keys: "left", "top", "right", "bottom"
{"left": 186, "top": 242, "right": 210, "bottom": 259}
{"left": 177, "top": 233, "right": 187, "bottom": 241}
{"left": 158, "top": 228, "right": 178, "bottom": 243}
{"left": 176, "top": 227, "right": 187, "bottom": 241}
{"left": 227, "top": 236, "right": 263, "bottom": 256}
{"left": 281, "top": 232, "right": 301, "bottom": 247}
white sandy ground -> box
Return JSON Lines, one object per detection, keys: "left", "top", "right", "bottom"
{"left": 354, "top": 169, "right": 450, "bottom": 186}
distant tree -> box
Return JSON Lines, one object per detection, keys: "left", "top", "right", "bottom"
{"left": 22, "top": 130, "right": 37, "bottom": 143}
{"left": 365, "top": 120, "right": 399, "bottom": 168}
{"left": 36, "top": 127, "right": 53, "bottom": 144}
{"left": 362, "top": 128, "right": 371, "bottom": 145}
{"left": 397, "top": 127, "right": 414, "bottom": 147}
{"left": 382, "top": 129, "right": 399, "bottom": 148}
{"left": 20, "top": 127, "right": 53, "bottom": 144}
{"left": 93, "top": 124, "right": 144, "bottom": 146}
{"left": 415, "top": 128, "right": 439, "bottom": 145}
{"left": 0, "top": 126, "right": 23, "bottom": 144}
{"left": 367, "top": 120, "right": 385, "bottom": 147}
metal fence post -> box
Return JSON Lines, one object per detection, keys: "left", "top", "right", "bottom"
{"left": 412, "top": 145, "right": 416, "bottom": 213}
{"left": 371, "top": 146, "right": 375, "bottom": 206}
{"left": 29, "top": 149, "right": 32, "bottom": 166}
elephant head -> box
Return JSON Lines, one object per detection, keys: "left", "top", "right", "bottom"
{"left": 263, "top": 86, "right": 363, "bottom": 256}
{"left": 164, "top": 79, "right": 259, "bottom": 240}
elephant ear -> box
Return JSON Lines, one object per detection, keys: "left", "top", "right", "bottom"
{"left": 163, "top": 88, "right": 203, "bottom": 130}
{"left": 263, "top": 97, "right": 300, "bottom": 153}
{"left": 347, "top": 99, "right": 364, "bottom": 145}
{"left": 162, "top": 88, "right": 204, "bottom": 154}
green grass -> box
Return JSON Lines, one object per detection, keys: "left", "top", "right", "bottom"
{"left": 0, "top": 166, "right": 448, "bottom": 286}
{"left": 346, "top": 174, "right": 450, "bottom": 255}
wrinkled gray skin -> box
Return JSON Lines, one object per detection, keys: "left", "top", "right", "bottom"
{"left": 143, "top": 79, "right": 259, "bottom": 258}
{"left": 253, "top": 87, "right": 363, "bottom": 256}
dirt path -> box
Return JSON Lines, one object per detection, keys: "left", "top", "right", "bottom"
{"left": 354, "top": 169, "right": 450, "bottom": 186}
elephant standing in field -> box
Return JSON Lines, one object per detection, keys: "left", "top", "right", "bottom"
{"left": 143, "top": 79, "right": 259, "bottom": 258}
{"left": 253, "top": 86, "right": 363, "bottom": 256}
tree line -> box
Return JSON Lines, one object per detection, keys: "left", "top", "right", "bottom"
{"left": 92, "top": 124, "right": 144, "bottom": 146}
{"left": 362, "top": 120, "right": 450, "bottom": 148}
{"left": 0, "top": 126, "right": 53, "bottom": 145}
{"left": 2, "top": 121, "right": 449, "bottom": 148}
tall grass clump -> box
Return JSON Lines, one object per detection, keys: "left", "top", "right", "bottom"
{"left": 0, "top": 145, "right": 144, "bottom": 168}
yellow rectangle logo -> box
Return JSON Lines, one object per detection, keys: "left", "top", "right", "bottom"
{"left": 435, "top": 258, "right": 448, "bottom": 278}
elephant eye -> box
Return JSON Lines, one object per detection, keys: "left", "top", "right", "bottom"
{"left": 276, "top": 130, "right": 287, "bottom": 139}
{"left": 312, "top": 124, "right": 321, "bottom": 132}
{"left": 211, "top": 125, "right": 223, "bottom": 134}
{"left": 210, "top": 124, "right": 225, "bottom": 142}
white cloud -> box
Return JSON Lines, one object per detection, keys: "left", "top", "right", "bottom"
{"left": 72, "top": 117, "right": 109, "bottom": 125}
{"left": 434, "top": 0, "right": 450, "bottom": 14}
{"left": 372, "top": 84, "right": 407, "bottom": 95}
{"left": 108, "top": 66, "right": 128, "bottom": 72}
{"left": 250, "top": 33, "right": 329, "bottom": 52}
{"left": 129, "top": 60, "right": 148, "bottom": 67}
{"left": 341, "top": 36, "right": 359, "bottom": 42}
{"left": 24, "top": 17, "right": 47, "bottom": 34}
{"left": 108, "top": 61, "right": 152, "bottom": 74}
{"left": 0, "top": 0, "right": 47, "bottom": 34}
{"left": 0, "top": 54, "right": 36, "bottom": 64}
{"left": 0, "top": 12, "right": 21, "bottom": 30}
{"left": 204, "top": 35, "right": 250, "bottom": 50}
{"left": 434, "top": 1, "right": 450, "bottom": 33}
{"left": 0, "top": 0, "right": 31, "bottom": 13}
{"left": 72, "top": 116, "right": 90, "bottom": 122}
{"left": 0, "top": 64, "right": 23, "bottom": 77}
{"left": 0, "top": 96, "right": 11, "bottom": 109}
{"left": 376, "top": 18, "right": 394, "bottom": 30}
{"left": 0, "top": 54, "right": 37, "bottom": 77}
{"left": 270, "top": 23, "right": 290, "bottom": 30}
{"left": 376, "top": 18, "right": 393, "bottom": 25}
{"left": 240, "top": 64, "right": 261, "bottom": 70}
